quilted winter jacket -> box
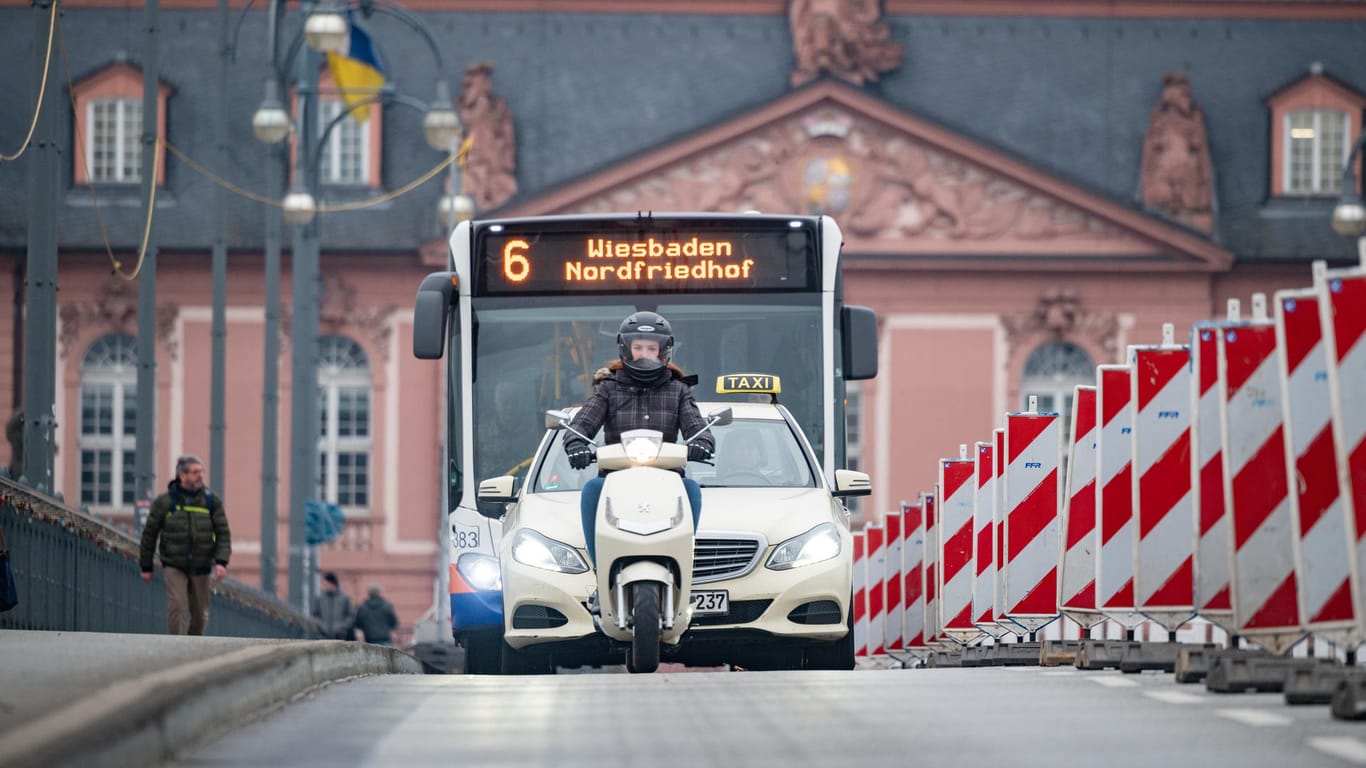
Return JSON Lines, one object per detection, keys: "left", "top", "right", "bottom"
{"left": 565, "top": 363, "right": 714, "bottom": 464}
{"left": 139, "top": 480, "right": 232, "bottom": 575}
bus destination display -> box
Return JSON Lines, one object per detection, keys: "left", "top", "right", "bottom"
{"left": 475, "top": 224, "right": 818, "bottom": 295}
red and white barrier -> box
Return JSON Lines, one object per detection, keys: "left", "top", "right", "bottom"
{"left": 1319, "top": 261, "right": 1366, "bottom": 643}
{"left": 1096, "top": 364, "right": 1146, "bottom": 629}
{"left": 973, "top": 439, "right": 1008, "bottom": 637}
{"left": 901, "top": 500, "right": 927, "bottom": 649}
{"left": 1132, "top": 326, "right": 1196, "bottom": 632}
{"left": 884, "top": 510, "right": 904, "bottom": 652}
{"left": 865, "top": 523, "right": 886, "bottom": 655}
{"left": 1191, "top": 302, "right": 1238, "bottom": 627}
{"left": 940, "top": 447, "right": 979, "bottom": 643}
{"left": 1277, "top": 282, "right": 1358, "bottom": 640}
{"left": 1060, "top": 384, "right": 1102, "bottom": 628}
{"left": 853, "top": 529, "right": 868, "bottom": 658}
{"left": 921, "top": 490, "right": 941, "bottom": 645}
{"left": 1220, "top": 295, "right": 1302, "bottom": 654}
{"left": 993, "top": 428, "right": 1012, "bottom": 634}
{"left": 1002, "top": 400, "right": 1062, "bottom": 633}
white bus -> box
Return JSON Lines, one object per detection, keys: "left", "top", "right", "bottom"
{"left": 413, "top": 212, "right": 877, "bottom": 673}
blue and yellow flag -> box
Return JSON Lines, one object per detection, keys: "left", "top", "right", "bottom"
{"left": 326, "top": 12, "right": 385, "bottom": 123}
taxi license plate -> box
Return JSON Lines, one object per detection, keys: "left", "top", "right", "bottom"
{"left": 690, "top": 590, "right": 729, "bottom": 615}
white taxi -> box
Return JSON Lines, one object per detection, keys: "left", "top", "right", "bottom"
{"left": 477, "top": 375, "right": 871, "bottom": 673}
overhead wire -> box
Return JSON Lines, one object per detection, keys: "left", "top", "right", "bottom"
{"left": 0, "top": 0, "right": 58, "bottom": 162}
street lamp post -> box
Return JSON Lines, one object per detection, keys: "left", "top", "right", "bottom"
{"left": 252, "top": 0, "right": 460, "bottom": 611}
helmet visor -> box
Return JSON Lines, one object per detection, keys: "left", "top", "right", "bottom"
{"left": 621, "top": 332, "right": 671, "bottom": 363}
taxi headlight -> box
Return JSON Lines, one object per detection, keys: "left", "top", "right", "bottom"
{"left": 623, "top": 434, "right": 663, "bottom": 464}
{"left": 456, "top": 552, "right": 503, "bottom": 591}
{"left": 510, "top": 529, "right": 589, "bottom": 574}
{"left": 766, "top": 523, "right": 842, "bottom": 570}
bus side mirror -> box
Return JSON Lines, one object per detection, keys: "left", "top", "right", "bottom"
{"left": 413, "top": 272, "right": 456, "bottom": 359}
{"left": 842, "top": 305, "right": 878, "bottom": 381}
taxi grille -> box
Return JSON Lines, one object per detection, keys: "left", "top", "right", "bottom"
{"left": 691, "top": 535, "right": 764, "bottom": 584}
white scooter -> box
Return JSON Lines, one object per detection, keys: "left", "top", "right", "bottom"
{"left": 558, "top": 408, "right": 730, "bottom": 673}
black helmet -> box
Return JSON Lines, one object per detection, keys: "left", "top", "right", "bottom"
{"left": 617, "top": 312, "right": 674, "bottom": 383}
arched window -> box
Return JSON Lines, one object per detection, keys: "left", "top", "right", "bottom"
{"left": 317, "top": 336, "right": 371, "bottom": 511}
{"left": 1020, "top": 340, "right": 1095, "bottom": 440}
{"left": 79, "top": 334, "right": 138, "bottom": 508}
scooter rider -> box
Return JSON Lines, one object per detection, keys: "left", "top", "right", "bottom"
{"left": 564, "top": 312, "right": 715, "bottom": 566}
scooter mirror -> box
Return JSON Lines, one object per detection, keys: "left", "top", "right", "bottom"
{"left": 545, "top": 409, "right": 572, "bottom": 429}
{"left": 707, "top": 407, "right": 733, "bottom": 426}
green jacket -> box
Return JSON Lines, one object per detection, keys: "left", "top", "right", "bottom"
{"left": 139, "top": 481, "right": 232, "bottom": 575}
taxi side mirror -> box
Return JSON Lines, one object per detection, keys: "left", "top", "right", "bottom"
{"left": 477, "top": 475, "right": 517, "bottom": 502}
{"left": 832, "top": 469, "right": 871, "bottom": 497}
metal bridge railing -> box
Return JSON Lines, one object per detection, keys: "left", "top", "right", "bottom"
{"left": 0, "top": 477, "right": 318, "bottom": 638}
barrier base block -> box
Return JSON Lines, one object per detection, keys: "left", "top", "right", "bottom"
{"left": 989, "top": 642, "right": 1042, "bottom": 667}
{"left": 960, "top": 646, "right": 992, "bottom": 667}
{"left": 1285, "top": 663, "right": 1353, "bottom": 706}
{"left": 1330, "top": 670, "right": 1366, "bottom": 720}
{"left": 926, "top": 650, "right": 964, "bottom": 668}
{"left": 1075, "top": 639, "right": 1131, "bottom": 670}
{"left": 1175, "top": 645, "right": 1248, "bottom": 684}
{"left": 1040, "top": 640, "right": 1083, "bottom": 667}
{"left": 1119, "top": 642, "right": 1214, "bottom": 674}
{"left": 1206, "top": 653, "right": 1331, "bottom": 693}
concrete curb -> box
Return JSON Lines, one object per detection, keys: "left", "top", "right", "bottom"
{"left": 0, "top": 640, "right": 422, "bottom": 768}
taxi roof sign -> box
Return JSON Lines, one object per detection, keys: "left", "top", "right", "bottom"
{"left": 716, "top": 373, "right": 781, "bottom": 403}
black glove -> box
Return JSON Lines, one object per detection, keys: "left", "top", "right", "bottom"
{"left": 566, "top": 440, "right": 594, "bottom": 470}
{"left": 688, "top": 442, "right": 713, "bottom": 463}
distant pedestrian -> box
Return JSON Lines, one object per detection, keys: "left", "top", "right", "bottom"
{"left": 314, "top": 572, "right": 356, "bottom": 640}
{"left": 139, "top": 455, "right": 232, "bottom": 635}
{"left": 353, "top": 583, "right": 399, "bottom": 646}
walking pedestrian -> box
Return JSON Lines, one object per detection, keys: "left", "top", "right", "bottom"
{"left": 354, "top": 583, "right": 399, "bottom": 646}
{"left": 138, "top": 455, "right": 232, "bottom": 635}
{"left": 314, "top": 572, "right": 356, "bottom": 640}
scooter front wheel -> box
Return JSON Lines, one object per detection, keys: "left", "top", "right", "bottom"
{"left": 629, "top": 582, "right": 662, "bottom": 673}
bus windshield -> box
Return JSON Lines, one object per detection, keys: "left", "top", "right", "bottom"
{"left": 470, "top": 301, "right": 823, "bottom": 488}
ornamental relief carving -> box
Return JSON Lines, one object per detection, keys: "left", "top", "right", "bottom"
{"left": 573, "top": 107, "right": 1124, "bottom": 245}
{"left": 788, "top": 0, "right": 903, "bottom": 87}
{"left": 316, "top": 275, "right": 397, "bottom": 362}
{"left": 1001, "top": 288, "right": 1120, "bottom": 366}
{"left": 58, "top": 275, "right": 180, "bottom": 361}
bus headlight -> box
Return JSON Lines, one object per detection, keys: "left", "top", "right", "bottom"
{"left": 456, "top": 553, "right": 503, "bottom": 591}
{"left": 510, "top": 529, "right": 589, "bottom": 574}
{"left": 766, "top": 523, "right": 842, "bottom": 570}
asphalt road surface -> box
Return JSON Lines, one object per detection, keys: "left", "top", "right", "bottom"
{"left": 174, "top": 666, "right": 1366, "bottom": 767}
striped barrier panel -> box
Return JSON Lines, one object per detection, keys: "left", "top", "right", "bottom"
{"left": 973, "top": 440, "right": 1008, "bottom": 638}
{"left": 1002, "top": 403, "right": 1062, "bottom": 633}
{"left": 1316, "top": 263, "right": 1366, "bottom": 641}
{"left": 1219, "top": 295, "right": 1303, "bottom": 655}
{"left": 921, "top": 490, "right": 942, "bottom": 645}
{"left": 1096, "top": 364, "right": 1147, "bottom": 629}
{"left": 1191, "top": 303, "right": 1239, "bottom": 628}
{"left": 1131, "top": 328, "right": 1196, "bottom": 632}
{"left": 901, "top": 500, "right": 928, "bottom": 649}
{"left": 853, "top": 530, "right": 868, "bottom": 658}
{"left": 1276, "top": 283, "right": 1359, "bottom": 643}
{"left": 993, "top": 428, "right": 1014, "bottom": 635}
{"left": 884, "top": 509, "right": 905, "bottom": 652}
{"left": 1060, "top": 384, "right": 1102, "bottom": 629}
{"left": 865, "top": 524, "right": 887, "bottom": 655}
{"left": 940, "top": 448, "right": 980, "bottom": 643}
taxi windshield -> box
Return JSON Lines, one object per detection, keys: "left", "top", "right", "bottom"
{"left": 530, "top": 417, "right": 816, "bottom": 493}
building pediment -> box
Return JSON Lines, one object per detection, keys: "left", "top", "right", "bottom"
{"left": 499, "top": 80, "right": 1232, "bottom": 272}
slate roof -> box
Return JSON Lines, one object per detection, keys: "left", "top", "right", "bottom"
{"left": 0, "top": 7, "right": 1362, "bottom": 262}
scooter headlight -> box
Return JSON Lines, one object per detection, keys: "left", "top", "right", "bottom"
{"left": 510, "top": 529, "right": 589, "bottom": 574}
{"left": 622, "top": 432, "right": 663, "bottom": 464}
{"left": 766, "top": 522, "right": 842, "bottom": 570}
{"left": 456, "top": 552, "right": 503, "bottom": 591}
